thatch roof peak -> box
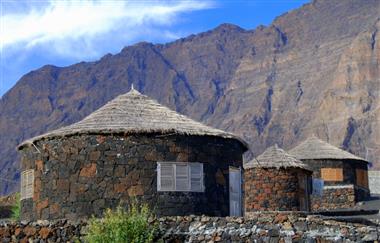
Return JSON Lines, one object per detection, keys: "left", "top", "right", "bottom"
{"left": 128, "top": 84, "right": 140, "bottom": 95}
{"left": 289, "top": 136, "right": 367, "bottom": 163}
{"left": 18, "top": 88, "right": 248, "bottom": 150}
{"left": 244, "top": 144, "right": 311, "bottom": 170}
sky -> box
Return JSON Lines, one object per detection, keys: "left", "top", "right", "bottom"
{"left": 0, "top": 0, "right": 309, "bottom": 97}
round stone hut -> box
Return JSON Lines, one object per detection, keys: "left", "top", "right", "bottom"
{"left": 18, "top": 88, "right": 248, "bottom": 221}
{"left": 244, "top": 145, "right": 312, "bottom": 214}
{"left": 289, "top": 136, "right": 370, "bottom": 211}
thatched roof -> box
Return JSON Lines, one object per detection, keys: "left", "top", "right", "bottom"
{"left": 289, "top": 136, "right": 367, "bottom": 163}
{"left": 244, "top": 144, "right": 311, "bottom": 171}
{"left": 18, "top": 87, "right": 248, "bottom": 150}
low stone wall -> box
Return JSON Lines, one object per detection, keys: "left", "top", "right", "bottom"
{"left": 369, "top": 171, "right": 380, "bottom": 194}
{"left": 0, "top": 220, "right": 87, "bottom": 242}
{"left": 1, "top": 213, "right": 379, "bottom": 242}
{"left": 311, "top": 185, "right": 355, "bottom": 211}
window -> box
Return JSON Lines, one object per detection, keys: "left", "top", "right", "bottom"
{"left": 321, "top": 168, "right": 343, "bottom": 181}
{"left": 21, "top": 170, "right": 34, "bottom": 200}
{"left": 356, "top": 169, "right": 368, "bottom": 188}
{"left": 157, "top": 162, "right": 204, "bottom": 192}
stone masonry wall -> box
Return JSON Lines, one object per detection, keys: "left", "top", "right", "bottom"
{"left": 311, "top": 186, "right": 355, "bottom": 211}
{"left": 244, "top": 168, "right": 306, "bottom": 212}
{"left": 20, "top": 134, "right": 244, "bottom": 221}
{"left": 0, "top": 213, "right": 379, "bottom": 242}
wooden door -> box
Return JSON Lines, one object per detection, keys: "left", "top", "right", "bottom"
{"left": 229, "top": 167, "right": 242, "bottom": 216}
{"left": 298, "top": 173, "right": 310, "bottom": 211}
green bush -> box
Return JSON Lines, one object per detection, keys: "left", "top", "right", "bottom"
{"left": 85, "top": 203, "right": 159, "bottom": 243}
{"left": 11, "top": 193, "right": 20, "bottom": 220}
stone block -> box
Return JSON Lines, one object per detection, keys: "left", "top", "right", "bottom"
{"left": 50, "top": 203, "right": 60, "bottom": 215}
{"left": 114, "top": 165, "right": 125, "bottom": 177}
{"left": 96, "top": 135, "right": 106, "bottom": 144}
{"left": 89, "top": 151, "right": 101, "bottom": 161}
{"left": 57, "top": 179, "right": 70, "bottom": 192}
{"left": 79, "top": 163, "right": 97, "bottom": 177}
{"left": 114, "top": 183, "right": 127, "bottom": 193}
{"left": 36, "top": 199, "right": 49, "bottom": 212}
{"left": 36, "top": 160, "right": 43, "bottom": 171}
{"left": 39, "top": 227, "right": 51, "bottom": 239}
{"left": 127, "top": 185, "right": 144, "bottom": 196}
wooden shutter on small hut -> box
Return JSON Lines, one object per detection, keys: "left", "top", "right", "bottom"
{"left": 355, "top": 169, "right": 368, "bottom": 188}
{"left": 321, "top": 168, "right": 343, "bottom": 181}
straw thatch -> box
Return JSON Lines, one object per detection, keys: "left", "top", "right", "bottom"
{"left": 289, "top": 136, "right": 367, "bottom": 163}
{"left": 18, "top": 87, "right": 248, "bottom": 149}
{"left": 244, "top": 144, "right": 311, "bottom": 170}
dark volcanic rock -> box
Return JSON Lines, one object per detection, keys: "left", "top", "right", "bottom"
{"left": 1, "top": 0, "right": 380, "bottom": 194}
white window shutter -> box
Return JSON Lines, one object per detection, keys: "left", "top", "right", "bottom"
{"left": 28, "top": 170, "right": 34, "bottom": 198}
{"left": 157, "top": 162, "right": 204, "bottom": 192}
{"left": 175, "top": 164, "right": 189, "bottom": 191}
{"left": 21, "top": 170, "right": 34, "bottom": 200}
{"left": 190, "top": 163, "right": 203, "bottom": 192}
{"left": 20, "top": 172, "right": 25, "bottom": 200}
{"left": 157, "top": 163, "right": 161, "bottom": 191}
{"left": 26, "top": 172, "right": 30, "bottom": 198}
{"left": 158, "top": 163, "right": 174, "bottom": 191}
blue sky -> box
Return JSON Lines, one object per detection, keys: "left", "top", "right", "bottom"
{"left": 0, "top": 0, "right": 309, "bottom": 97}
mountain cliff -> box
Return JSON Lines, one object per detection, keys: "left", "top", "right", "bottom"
{"left": 1, "top": 0, "right": 379, "bottom": 194}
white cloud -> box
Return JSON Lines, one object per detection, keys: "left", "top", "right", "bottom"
{"left": 0, "top": 0, "right": 214, "bottom": 58}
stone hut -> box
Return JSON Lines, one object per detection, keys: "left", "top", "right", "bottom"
{"left": 289, "top": 136, "right": 370, "bottom": 211}
{"left": 17, "top": 88, "right": 248, "bottom": 221}
{"left": 244, "top": 145, "right": 312, "bottom": 214}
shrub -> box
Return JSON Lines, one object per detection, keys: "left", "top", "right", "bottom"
{"left": 85, "top": 203, "right": 159, "bottom": 243}
{"left": 11, "top": 193, "right": 20, "bottom": 220}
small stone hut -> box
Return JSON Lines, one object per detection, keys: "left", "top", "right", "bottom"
{"left": 289, "top": 136, "right": 370, "bottom": 211}
{"left": 244, "top": 145, "right": 312, "bottom": 214}
{"left": 17, "top": 88, "right": 248, "bottom": 221}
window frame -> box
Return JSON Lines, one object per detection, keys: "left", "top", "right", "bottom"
{"left": 20, "top": 169, "right": 34, "bottom": 200}
{"left": 157, "top": 162, "right": 204, "bottom": 192}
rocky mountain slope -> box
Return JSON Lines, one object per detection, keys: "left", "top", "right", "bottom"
{"left": 1, "top": 0, "right": 379, "bottom": 195}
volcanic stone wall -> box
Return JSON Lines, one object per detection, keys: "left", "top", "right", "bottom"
{"left": 303, "top": 159, "right": 370, "bottom": 210}
{"left": 311, "top": 185, "right": 355, "bottom": 211}
{"left": 244, "top": 168, "right": 306, "bottom": 212}
{"left": 1, "top": 213, "right": 379, "bottom": 242}
{"left": 19, "top": 133, "right": 244, "bottom": 221}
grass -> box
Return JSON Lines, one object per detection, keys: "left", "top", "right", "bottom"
{"left": 85, "top": 202, "right": 160, "bottom": 243}
{"left": 11, "top": 193, "right": 20, "bottom": 220}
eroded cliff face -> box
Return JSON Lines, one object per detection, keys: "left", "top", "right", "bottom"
{"left": 1, "top": 0, "right": 379, "bottom": 194}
